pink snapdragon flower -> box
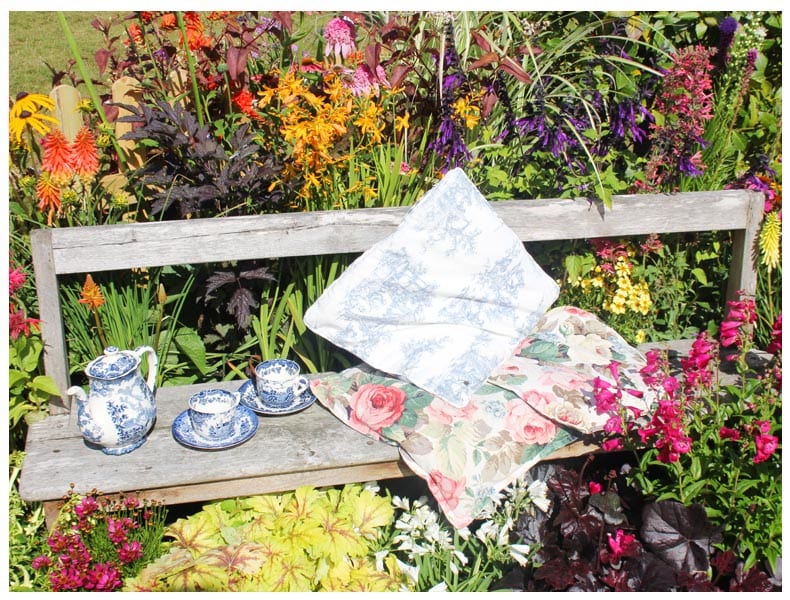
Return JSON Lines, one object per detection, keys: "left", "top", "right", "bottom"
{"left": 753, "top": 433, "right": 778, "bottom": 464}
{"left": 719, "top": 426, "right": 741, "bottom": 441}
{"left": 719, "top": 296, "right": 756, "bottom": 348}
{"left": 680, "top": 332, "right": 715, "bottom": 396}
{"left": 323, "top": 16, "right": 356, "bottom": 60}
{"left": 765, "top": 313, "right": 782, "bottom": 354}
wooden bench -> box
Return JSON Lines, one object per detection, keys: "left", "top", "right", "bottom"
{"left": 20, "top": 189, "right": 764, "bottom": 527}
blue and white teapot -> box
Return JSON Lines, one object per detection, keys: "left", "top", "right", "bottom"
{"left": 67, "top": 346, "right": 158, "bottom": 455}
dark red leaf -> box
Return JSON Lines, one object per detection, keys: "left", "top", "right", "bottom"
{"left": 641, "top": 501, "right": 723, "bottom": 573}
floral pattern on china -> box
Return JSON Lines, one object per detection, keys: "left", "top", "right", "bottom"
{"left": 67, "top": 346, "right": 158, "bottom": 455}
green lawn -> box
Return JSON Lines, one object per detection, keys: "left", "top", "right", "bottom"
{"left": 9, "top": 11, "right": 120, "bottom": 96}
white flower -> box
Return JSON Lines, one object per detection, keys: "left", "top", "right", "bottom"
{"left": 428, "top": 581, "right": 448, "bottom": 592}
{"left": 363, "top": 481, "right": 380, "bottom": 494}
{"left": 453, "top": 549, "right": 469, "bottom": 566}
{"left": 457, "top": 526, "right": 471, "bottom": 540}
{"left": 396, "top": 558, "right": 420, "bottom": 585}
{"left": 392, "top": 495, "right": 411, "bottom": 511}
{"left": 527, "top": 480, "right": 551, "bottom": 513}
{"left": 475, "top": 520, "right": 499, "bottom": 542}
{"left": 497, "top": 517, "right": 514, "bottom": 546}
{"left": 509, "top": 543, "right": 532, "bottom": 567}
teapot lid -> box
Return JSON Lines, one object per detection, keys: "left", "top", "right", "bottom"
{"left": 86, "top": 347, "right": 139, "bottom": 380}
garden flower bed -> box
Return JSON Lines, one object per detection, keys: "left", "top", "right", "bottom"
{"left": 9, "top": 10, "right": 781, "bottom": 592}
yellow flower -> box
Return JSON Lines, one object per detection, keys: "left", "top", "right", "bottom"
{"left": 759, "top": 211, "right": 781, "bottom": 271}
{"left": 9, "top": 92, "right": 59, "bottom": 143}
{"left": 394, "top": 111, "right": 410, "bottom": 132}
{"left": 453, "top": 95, "right": 481, "bottom": 129}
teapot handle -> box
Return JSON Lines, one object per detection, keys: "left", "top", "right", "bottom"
{"left": 134, "top": 346, "right": 159, "bottom": 393}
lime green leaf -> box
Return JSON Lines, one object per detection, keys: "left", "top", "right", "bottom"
{"left": 166, "top": 512, "right": 222, "bottom": 556}
{"left": 30, "top": 375, "right": 61, "bottom": 396}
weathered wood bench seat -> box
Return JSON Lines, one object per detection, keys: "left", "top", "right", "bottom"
{"left": 20, "top": 189, "right": 763, "bottom": 526}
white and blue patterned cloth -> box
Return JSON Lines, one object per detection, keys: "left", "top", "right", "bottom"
{"left": 304, "top": 168, "right": 559, "bottom": 407}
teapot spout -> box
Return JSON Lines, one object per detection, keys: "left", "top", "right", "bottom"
{"left": 67, "top": 385, "right": 87, "bottom": 406}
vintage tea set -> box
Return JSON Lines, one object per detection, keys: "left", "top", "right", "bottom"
{"left": 67, "top": 347, "right": 315, "bottom": 454}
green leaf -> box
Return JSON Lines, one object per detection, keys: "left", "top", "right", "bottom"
{"left": 174, "top": 328, "right": 208, "bottom": 375}
{"left": 30, "top": 375, "right": 61, "bottom": 396}
{"left": 690, "top": 268, "right": 708, "bottom": 285}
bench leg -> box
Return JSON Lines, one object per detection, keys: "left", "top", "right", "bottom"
{"left": 43, "top": 500, "right": 63, "bottom": 531}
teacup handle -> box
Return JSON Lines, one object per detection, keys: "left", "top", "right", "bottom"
{"left": 294, "top": 376, "right": 309, "bottom": 397}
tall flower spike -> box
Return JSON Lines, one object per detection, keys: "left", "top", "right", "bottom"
{"left": 41, "top": 128, "right": 74, "bottom": 183}
{"left": 758, "top": 210, "right": 781, "bottom": 271}
{"left": 71, "top": 126, "right": 100, "bottom": 179}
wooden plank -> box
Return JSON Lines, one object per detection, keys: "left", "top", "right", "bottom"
{"left": 725, "top": 191, "right": 764, "bottom": 302}
{"left": 18, "top": 380, "right": 406, "bottom": 504}
{"left": 44, "top": 190, "right": 759, "bottom": 275}
{"left": 49, "top": 84, "right": 81, "bottom": 142}
{"left": 29, "top": 228, "right": 70, "bottom": 413}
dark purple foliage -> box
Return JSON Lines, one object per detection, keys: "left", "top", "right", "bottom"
{"left": 499, "top": 460, "right": 780, "bottom": 592}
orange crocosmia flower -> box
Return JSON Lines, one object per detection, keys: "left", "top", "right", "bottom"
{"left": 41, "top": 129, "right": 74, "bottom": 183}
{"left": 79, "top": 274, "right": 105, "bottom": 310}
{"left": 71, "top": 127, "right": 100, "bottom": 178}
{"left": 232, "top": 89, "right": 263, "bottom": 121}
{"left": 127, "top": 23, "right": 144, "bottom": 45}
{"left": 159, "top": 13, "right": 177, "bottom": 30}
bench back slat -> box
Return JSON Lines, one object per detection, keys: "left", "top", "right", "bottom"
{"left": 31, "top": 189, "right": 764, "bottom": 413}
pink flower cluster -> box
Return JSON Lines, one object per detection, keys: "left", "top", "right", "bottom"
{"left": 9, "top": 265, "right": 40, "bottom": 340}
{"left": 719, "top": 419, "right": 779, "bottom": 465}
{"left": 641, "top": 45, "right": 716, "bottom": 190}
{"left": 323, "top": 16, "right": 356, "bottom": 61}
{"left": 32, "top": 495, "right": 153, "bottom": 592}
{"left": 679, "top": 332, "right": 716, "bottom": 398}
{"left": 719, "top": 296, "right": 756, "bottom": 349}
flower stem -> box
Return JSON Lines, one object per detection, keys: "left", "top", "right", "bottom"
{"left": 56, "top": 12, "right": 127, "bottom": 169}
{"left": 176, "top": 12, "right": 205, "bottom": 128}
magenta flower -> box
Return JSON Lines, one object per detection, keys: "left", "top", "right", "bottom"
{"left": 74, "top": 496, "right": 99, "bottom": 519}
{"left": 719, "top": 296, "right": 756, "bottom": 348}
{"left": 604, "top": 414, "right": 623, "bottom": 434}
{"left": 323, "top": 16, "right": 356, "bottom": 60}
{"left": 83, "top": 562, "right": 122, "bottom": 591}
{"left": 589, "top": 481, "right": 603, "bottom": 495}
{"left": 681, "top": 332, "right": 715, "bottom": 395}
{"left": 118, "top": 540, "right": 143, "bottom": 564}
{"left": 9, "top": 266, "right": 26, "bottom": 295}
{"left": 719, "top": 426, "right": 741, "bottom": 441}
{"left": 754, "top": 434, "right": 779, "bottom": 464}
{"left": 765, "top": 313, "right": 782, "bottom": 354}
{"left": 607, "top": 529, "right": 638, "bottom": 562}
{"left": 601, "top": 438, "right": 624, "bottom": 452}
{"left": 593, "top": 377, "right": 620, "bottom": 414}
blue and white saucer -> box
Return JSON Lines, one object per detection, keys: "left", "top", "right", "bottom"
{"left": 172, "top": 404, "right": 258, "bottom": 450}
{"left": 238, "top": 379, "right": 317, "bottom": 415}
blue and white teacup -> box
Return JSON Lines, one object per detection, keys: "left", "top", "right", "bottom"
{"left": 188, "top": 389, "right": 240, "bottom": 440}
{"left": 254, "top": 359, "right": 309, "bottom": 409}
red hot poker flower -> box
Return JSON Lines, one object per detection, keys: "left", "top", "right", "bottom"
{"left": 41, "top": 128, "right": 74, "bottom": 183}
{"left": 70, "top": 126, "right": 100, "bottom": 179}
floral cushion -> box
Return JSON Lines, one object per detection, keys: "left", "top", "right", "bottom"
{"left": 310, "top": 306, "right": 655, "bottom": 528}
{"left": 304, "top": 168, "right": 559, "bottom": 407}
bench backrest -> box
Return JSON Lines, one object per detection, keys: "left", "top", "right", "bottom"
{"left": 31, "top": 189, "right": 764, "bottom": 413}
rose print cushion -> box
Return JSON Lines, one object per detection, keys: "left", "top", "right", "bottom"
{"left": 310, "top": 306, "right": 655, "bottom": 528}
{"left": 304, "top": 168, "right": 559, "bottom": 408}
{"left": 311, "top": 367, "right": 578, "bottom": 529}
